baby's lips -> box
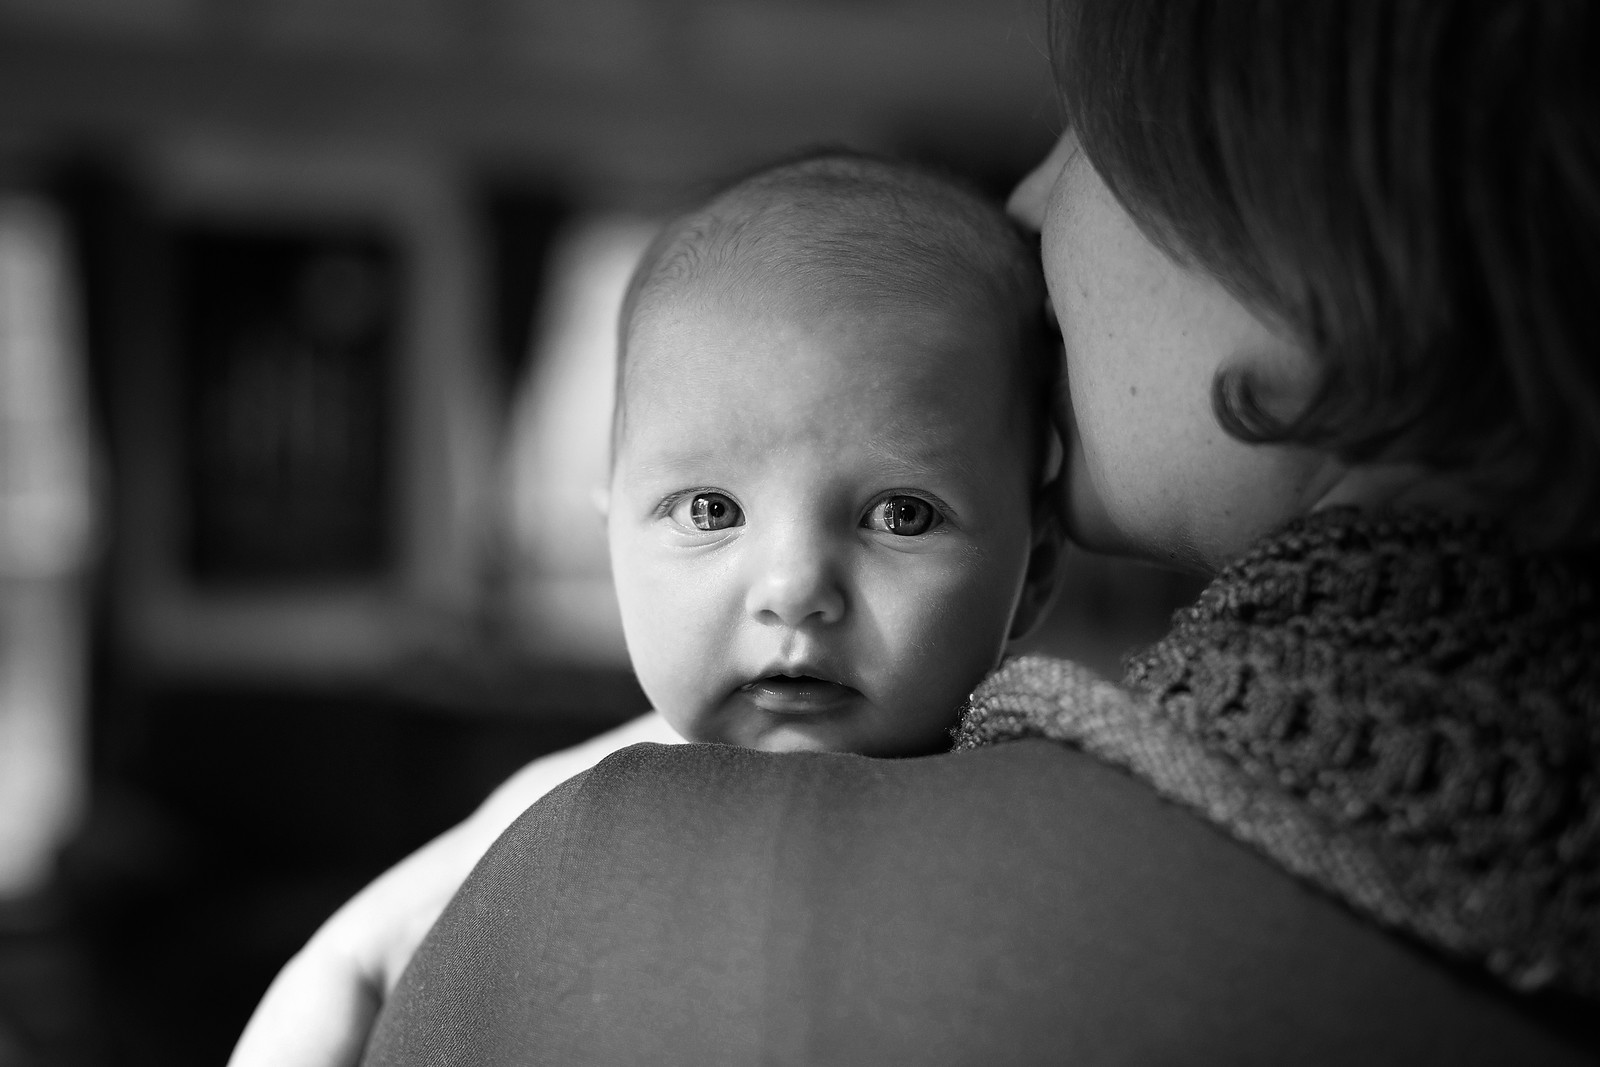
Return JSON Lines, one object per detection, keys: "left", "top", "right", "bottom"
{"left": 739, "top": 675, "right": 860, "bottom": 714}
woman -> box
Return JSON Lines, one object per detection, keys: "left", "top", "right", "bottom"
{"left": 231, "top": 1, "right": 1600, "bottom": 1063}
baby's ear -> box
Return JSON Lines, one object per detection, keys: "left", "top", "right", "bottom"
{"left": 590, "top": 484, "right": 611, "bottom": 520}
{"left": 1007, "top": 488, "right": 1068, "bottom": 642}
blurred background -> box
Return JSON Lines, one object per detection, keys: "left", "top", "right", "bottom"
{"left": 0, "top": 1, "right": 1200, "bottom": 1063}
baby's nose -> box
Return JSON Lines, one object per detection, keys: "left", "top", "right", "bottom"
{"left": 745, "top": 534, "right": 845, "bottom": 628}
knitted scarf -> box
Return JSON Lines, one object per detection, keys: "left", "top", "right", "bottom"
{"left": 954, "top": 508, "right": 1600, "bottom": 1002}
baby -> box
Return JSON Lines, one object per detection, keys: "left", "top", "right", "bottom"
{"left": 601, "top": 150, "right": 1061, "bottom": 757}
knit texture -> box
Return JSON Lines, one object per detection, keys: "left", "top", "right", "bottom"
{"left": 954, "top": 508, "right": 1600, "bottom": 1002}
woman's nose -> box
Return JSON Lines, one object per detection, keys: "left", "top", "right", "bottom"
{"left": 1006, "top": 129, "right": 1078, "bottom": 233}
{"left": 745, "top": 531, "right": 846, "bottom": 628}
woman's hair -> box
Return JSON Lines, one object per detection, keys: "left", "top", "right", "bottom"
{"left": 1053, "top": 0, "right": 1600, "bottom": 542}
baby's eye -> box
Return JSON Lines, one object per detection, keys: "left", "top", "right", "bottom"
{"left": 864, "top": 495, "right": 941, "bottom": 536}
{"left": 672, "top": 491, "right": 743, "bottom": 531}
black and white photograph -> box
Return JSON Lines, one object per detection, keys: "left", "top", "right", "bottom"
{"left": 0, "top": 1, "right": 1595, "bottom": 1064}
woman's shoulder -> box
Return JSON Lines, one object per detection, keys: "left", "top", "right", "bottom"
{"left": 366, "top": 738, "right": 1597, "bottom": 1066}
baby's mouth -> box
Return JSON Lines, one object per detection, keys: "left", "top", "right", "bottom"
{"left": 739, "top": 674, "right": 860, "bottom": 714}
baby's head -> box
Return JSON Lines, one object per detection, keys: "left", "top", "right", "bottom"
{"left": 606, "top": 151, "right": 1059, "bottom": 755}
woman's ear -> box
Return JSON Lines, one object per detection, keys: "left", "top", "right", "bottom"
{"left": 1007, "top": 489, "right": 1068, "bottom": 642}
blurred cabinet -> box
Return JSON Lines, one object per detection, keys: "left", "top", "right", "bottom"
{"left": 177, "top": 224, "right": 399, "bottom": 586}
{"left": 94, "top": 138, "right": 503, "bottom": 685}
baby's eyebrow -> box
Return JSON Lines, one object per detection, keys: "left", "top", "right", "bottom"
{"left": 623, "top": 448, "right": 718, "bottom": 481}
{"left": 622, "top": 432, "right": 986, "bottom": 489}
{"left": 864, "top": 436, "right": 981, "bottom": 484}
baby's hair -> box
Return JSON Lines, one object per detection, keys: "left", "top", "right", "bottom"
{"left": 1053, "top": 0, "right": 1600, "bottom": 543}
{"left": 613, "top": 149, "right": 1057, "bottom": 475}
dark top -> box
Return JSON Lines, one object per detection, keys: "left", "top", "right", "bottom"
{"left": 362, "top": 738, "right": 1596, "bottom": 1065}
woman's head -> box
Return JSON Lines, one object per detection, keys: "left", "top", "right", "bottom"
{"left": 1013, "top": 0, "right": 1600, "bottom": 568}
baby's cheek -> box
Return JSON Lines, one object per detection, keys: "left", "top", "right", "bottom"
{"left": 625, "top": 565, "right": 738, "bottom": 737}
{"left": 898, "top": 567, "right": 1014, "bottom": 689}
{"left": 628, "top": 632, "right": 713, "bottom": 743}
{"left": 614, "top": 565, "right": 684, "bottom": 693}
{"left": 627, "top": 599, "right": 692, "bottom": 689}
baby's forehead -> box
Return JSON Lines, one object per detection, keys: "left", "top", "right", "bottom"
{"left": 617, "top": 269, "right": 1054, "bottom": 485}
{"left": 627, "top": 272, "right": 1008, "bottom": 381}
{"left": 623, "top": 291, "right": 1039, "bottom": 461}
{"left": 614, "top": 159, "right": 1054, "bottom": 462}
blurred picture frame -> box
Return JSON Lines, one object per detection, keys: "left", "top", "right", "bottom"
{"left": 111, "top": 135, "right": 499, "bottom": 684}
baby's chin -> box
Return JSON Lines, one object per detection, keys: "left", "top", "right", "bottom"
{"left": 662, "top": 689, "right": 965, "bottom": 757}
{"left": 665, "top": 708, "right": 860, "bottom": 755}
{"left": 688, "top": 718, "right": 849, "bottom": 754}
{"left": 663, "top": 687, "right": 867, "bottom": 753}
{"left": 688, "top": 716, "right": 954, "bottom": 758}
{"left": 744, "top": 729, "right": 844, "bottom": 754}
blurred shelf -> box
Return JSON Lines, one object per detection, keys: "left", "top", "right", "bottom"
{"left": 0, "top": 2, "right": 1055, "bottom": 208}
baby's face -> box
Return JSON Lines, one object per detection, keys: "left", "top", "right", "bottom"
{"left": 607, "top": 290, "right": 1041, "bottom": 755}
